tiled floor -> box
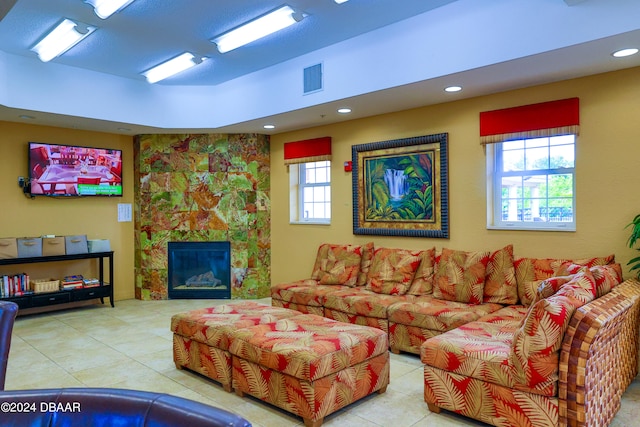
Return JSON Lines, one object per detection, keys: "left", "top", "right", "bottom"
{"left": 5, "top": 298, "right": 640, "bottom": 427}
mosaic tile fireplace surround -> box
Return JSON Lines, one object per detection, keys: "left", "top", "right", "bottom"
{"left": 134, "top": 133, "right": 270, "bottom": 301}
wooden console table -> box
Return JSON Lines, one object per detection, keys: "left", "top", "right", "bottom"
{"left": 0, "top": 251, "right": 114, "bottom": 312}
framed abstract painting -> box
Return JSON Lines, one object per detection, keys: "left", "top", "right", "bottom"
{"left": 352, "top": 133, "right": 449, "bottom": 238}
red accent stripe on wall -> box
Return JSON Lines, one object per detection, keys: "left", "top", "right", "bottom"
{"left": 480, "top": 98, "right": 579, "bottom": 137}
{"left": 284, "top": 137, "right": 332, "bottom": 162}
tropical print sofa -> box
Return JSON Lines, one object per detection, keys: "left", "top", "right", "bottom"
{"left": 271, "top": 242, "right": 640, "bottom": 427}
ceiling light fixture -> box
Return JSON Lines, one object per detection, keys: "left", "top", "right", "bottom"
{"left": 334, "top": 0, "right": 350, "bottom": 3}
{"left": 337, "top": 108, "right": 352, "bottom": 114}
{"left": 444, "top": 85, "right": 462, "bottom": 92}
{"left": 211, "top": 5, "right": 303, "bottom": 54}
{"left": 263, "top": 124, "right": 276, "bottom": 129}
{"left": 31, "top": 19, "right": 96, "bottom": 62}
{"left": 142, "top": 52, "right": 206, "bottom": 84}
{"left": 84, "top": 0, "right": 135, "bottom": 19}
{"left": 612, "top": 48, "right": 639, "bottom": 58}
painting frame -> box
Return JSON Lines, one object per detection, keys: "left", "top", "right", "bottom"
{"left": 352, "top": 133, "right": 449, "bottom": 238}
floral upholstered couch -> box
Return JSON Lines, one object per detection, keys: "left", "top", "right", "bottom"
{"left": 271, "top": 243, "right": 640, "bottom": 427}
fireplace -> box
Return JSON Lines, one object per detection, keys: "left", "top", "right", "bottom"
{"left": 168, "top": 241, "right": 231, "bottom": 299}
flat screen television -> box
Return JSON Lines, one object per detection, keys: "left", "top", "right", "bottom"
{"left": 28, "top": 142, "right": 123, "bottom": 197}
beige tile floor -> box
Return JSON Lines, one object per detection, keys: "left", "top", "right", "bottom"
{"left": 5, "top": 298, "right": 640, "bottom": 427}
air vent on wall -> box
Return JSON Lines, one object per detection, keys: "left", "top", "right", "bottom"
{"left": 303, "top": 63, "right": 323, "bottom": 94}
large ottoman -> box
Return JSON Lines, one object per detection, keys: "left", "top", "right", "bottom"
{"left": 229, "top": 313, "right": 390, "bottom": 427}
{"left": 171, "top": 302, "right": 298, "bottom": 392}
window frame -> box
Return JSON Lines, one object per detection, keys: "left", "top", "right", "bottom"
{"left": 486, "top": 135, "right": 576, "bottom": 232}
{"left": 289, "top": 161, "right": 331, "bottom": 225}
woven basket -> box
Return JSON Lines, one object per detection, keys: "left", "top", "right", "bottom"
{"left": 32, "top": 279, "right": 60, "bottom": 294}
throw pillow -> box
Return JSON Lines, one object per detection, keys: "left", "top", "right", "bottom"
{"left": 407, "top": 248, "right": 436, "bottom": 295}
{"left": 356, "top": 242, "right": 375, "bottom": 286}
{"left": 557, "top": 262, "right": 622, "bottom": 298}
{"left": 483, "top": 244, "right": 518, "bottom": 304}
{"left": 310, "top": 244, "right": 330, "bottom": 280}
{"left": 365, "top": 247, "right": 422, "bottom": 295}
{"left": 433, "top": 248, "right": 490, "bottom": 304}
{"left": 316, "top": 244, "right": 363, "bottom": 287}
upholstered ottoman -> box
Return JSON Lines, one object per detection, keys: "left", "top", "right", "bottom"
{"left": 229, "top": 313, "right": 390, "bottom": 427}
{"left": 171, "top": 302, "right": 298, "bottom": 392}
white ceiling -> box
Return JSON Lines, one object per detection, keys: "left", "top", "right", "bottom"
{"left": 0, "top": 0, "right": 639, "bottom": 135}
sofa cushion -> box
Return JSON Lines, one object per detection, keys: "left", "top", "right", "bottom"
{"left": 316, "top": 244, "right": 364, "bottom": 287}
{"left": 515, "top": 255, "right": 615, "bottom": 305}
{"left": 323, "top": 288, "right": 414, "bottom": 319}
{"left": 406, "top": 248, "right": 436, "bottom": 295}
{"left": 365, "top": 247, "right": 422, "bottom": 295}
{"left": 483, "top": 244, "right": 518, "bottom": 304}
{"left": 310, "top": 244, "right": 330, "bottom": 280}
{"left": 476, "top": 305, "right": 529, "bottom": 325}
{"left": 420, "top": 320, "right": 519, "bottom": 390}
{"left": 556, "top": 262, "right": 622, "bottom": 298}
{"left": 511, "top": 270, "right": 596, "bottom": 391}
{"left": 387, "top": 297, "right": 502, "bottom": 332}
{"left": 433, "top": 248, "right": 490, "bottom": 304}
{"left": 356, "top": 242, "right": 375, "bottom": 286}
{"left": 271, "top": 280, "right": 346, "bottom": 307}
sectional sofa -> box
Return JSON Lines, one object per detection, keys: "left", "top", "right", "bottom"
{"left": 271, "top": 243, "right": 640, "bottom": 427}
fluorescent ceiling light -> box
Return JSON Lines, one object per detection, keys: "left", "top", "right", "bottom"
{"left": 263, "top": 124, "right": 276, "bottom": 129}
{"left": 337, "top": 108, "right": 352, "bottom": 114}
{"left": 143, "top": 52, "right": 206, "bottom": 84}
{"left": 335, "top": 0, "right": 350, "bottom": 3}
{"left": 31, "top": 19, "right": 96, "bottom": 62}
{"left": 84, "top": 0, "right": 135, "bottom": 19}
{"left": 444, "top": 85, "right": 462, "bottom": 92}
{"left": 212, "top": 5, "right": 302, "bottom": 53}
{"left": 612, "top": 48, "right": 639, "bottom": 58}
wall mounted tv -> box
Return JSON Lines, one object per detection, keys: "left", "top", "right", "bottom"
{"left": 28, "top": 142, "right": 123, "bottom": 197}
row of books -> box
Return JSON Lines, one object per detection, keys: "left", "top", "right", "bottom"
{"left": 0, "top": 274, "right": 102, "bottom": 298}
{"left": 61, "top": 275, "right": 101, "bottom": 290}
{"left": 1, "top": 274, "right": 31, "bottom": 298}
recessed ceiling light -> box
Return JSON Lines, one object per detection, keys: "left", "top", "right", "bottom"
{"left": 444, "top": 86, "right": 462, "bottom": 93}
{"left": 337, "top": 108, "right": 351, "bottom": 114}
{"left": 263, "top": 124, "right": 275, "bottom": 129}
{"left": 612, "top": 48, "right": 639, "bottom": 58}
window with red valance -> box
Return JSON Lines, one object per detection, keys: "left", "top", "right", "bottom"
{"left": 480, "top": 97, "right": 579, "bottom": 145}
{"left": 482, "top": 98, "right": 579, "bottom": 231}
{"left": 283, "top": 137, "right": 332, "bottom": 165}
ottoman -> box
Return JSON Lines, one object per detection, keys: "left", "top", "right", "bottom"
{"left": 229, "top": 313, "right": 390, "bottom": 427}
{"left": 171, "top": 302, "right": 298, "bottom": 392}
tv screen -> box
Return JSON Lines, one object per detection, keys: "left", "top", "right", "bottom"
{"left": 28, "top": 142, "right": 123, "bottom": 197}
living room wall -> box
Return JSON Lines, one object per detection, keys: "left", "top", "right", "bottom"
{"left": 133, "top": 133, "right": 270, "bottom": 300}
{"left": 269, "top": 66, "right": 640, "bottom": 285}
{"left": 0, "top": 122, "right": 135, "bottom": 301}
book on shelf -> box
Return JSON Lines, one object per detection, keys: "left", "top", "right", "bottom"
{"left": 1, "top": 273, "right": 32, "bottom": 298}
{"left": 83, "top": 278, "right": 101, "bottom": 287}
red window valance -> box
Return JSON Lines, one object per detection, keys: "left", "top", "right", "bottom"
{"left": 284, "top": 137, "right": 332, "bottom": 165}
{"left": 480, "top": 97, "right": 579, "bottom": 145}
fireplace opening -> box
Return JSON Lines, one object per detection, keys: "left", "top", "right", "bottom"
{"left": 168, "top": 241, "right": 231, "bottom": 299}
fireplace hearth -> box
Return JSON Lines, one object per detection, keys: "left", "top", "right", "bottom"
{"left": 168, "top": 241, "right": 231, "bottom": 299}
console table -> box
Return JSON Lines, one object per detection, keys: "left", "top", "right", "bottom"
{"left": 0, "top": 251, "right": 114, "bottom": 311}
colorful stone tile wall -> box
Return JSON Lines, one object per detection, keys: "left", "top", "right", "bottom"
{"left": 133, "top": 133, "right": 270, "bottom": 300}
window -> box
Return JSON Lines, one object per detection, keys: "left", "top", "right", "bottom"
{"left": 289, "top": 161, "right": 331, "bottom": 224}
{"left": 487, "top": 134, "right": 575, "bottom": 231}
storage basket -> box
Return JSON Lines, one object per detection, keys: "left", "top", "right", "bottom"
{"left": 32, "top": 279, "right": 60, "bottom": 294}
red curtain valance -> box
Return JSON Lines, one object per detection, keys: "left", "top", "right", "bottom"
{"left": 480, "top": 97, "right": 579, "bottom": 145}
{"left": 284, "top": 137, "right": 332, "bottom": 165}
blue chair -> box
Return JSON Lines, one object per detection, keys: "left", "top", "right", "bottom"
{"left": 0, "top": 300, "right": 18, "bottom": 391}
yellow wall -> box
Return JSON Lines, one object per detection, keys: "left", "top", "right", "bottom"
{"left": 0, "top": 122, "right": 135, "bottom": 301}
{"left": 270, "top": 67, "right": 640, "bottom": 285}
